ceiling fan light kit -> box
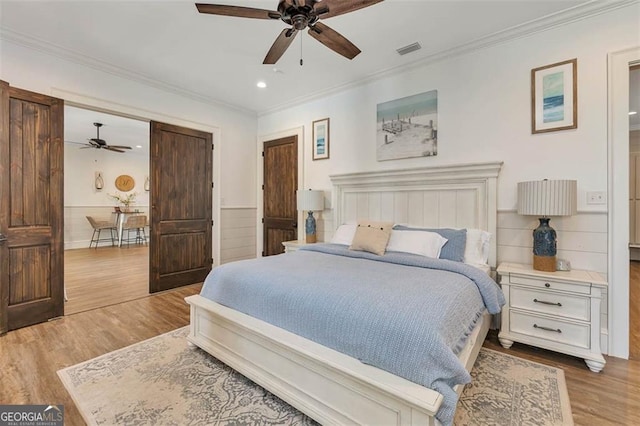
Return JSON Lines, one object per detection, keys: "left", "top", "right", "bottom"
{"left": 196, "top": 0, "right": 383, "bottom": 65}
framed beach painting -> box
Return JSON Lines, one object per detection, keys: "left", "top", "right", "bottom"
{"left": 376, "top": 90, "right": 438, "bottom": 161}
{"left": 312, "top": 118, "right": 330, "bottom": 160}
{"left": 531, "top": 58, "right": 577, "bottom": 134}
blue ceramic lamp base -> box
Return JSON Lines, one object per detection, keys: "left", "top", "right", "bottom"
{"left": 305, "top": 211, "right": 317, "bottom": 244}
{"left": 532, "top": 217, "right": 557, "bottom": 272}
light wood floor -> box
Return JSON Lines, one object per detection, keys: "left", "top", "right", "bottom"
{"left": 0, "top": 258, "right": 640, "bottom": 426}
{"left": 0, "top": 284, "right": 201, "bottom": 426}
{"left": 1, "top": 288, "right": 638, "bottom": 425}
{"left": 64, "top": 246, "right": 149, "bottom": 315}
{"left": 631, "top": 261, "right": 640, "bottom": 359}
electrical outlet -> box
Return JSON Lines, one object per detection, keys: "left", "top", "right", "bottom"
{"left": 587, "top": 191, "right": 607, "bottom": 205}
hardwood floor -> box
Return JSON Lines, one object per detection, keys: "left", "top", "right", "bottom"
{"left": 0, "top": 284, "right": 201, "bottom": 426}
{"left": 7, "top": 246, "right": 640, "bottom": 424}
{"left": 631, "top": 261, "right": 640, "bottom": 359}
{"left": 1, "top": 288, "right": 639, "bottom": 425}
{"left": 64, "top": 246, "right": 149, "bottom": 315}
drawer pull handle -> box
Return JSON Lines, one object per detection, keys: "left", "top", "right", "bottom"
{"left": 533, "top": 324, "right": 562, "bottom": 333}
{"left": 545, "top": 283, "right": 551, "bottom": 288}
{"left": 533, "top": 298, "right": 562, "bottom": 307}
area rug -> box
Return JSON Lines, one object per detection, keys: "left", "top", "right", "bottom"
{"left": 58, "top": 327, "right": 573, "bottom": 426}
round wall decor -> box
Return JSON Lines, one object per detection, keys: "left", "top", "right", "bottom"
{"left": 115, "top": 174, "right": 135, "bottom": 191}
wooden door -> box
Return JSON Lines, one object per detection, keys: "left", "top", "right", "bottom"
{"left": 263, "top": 136, "right": 298, "bottom": 256}
{"left": 0, "top": 81, "right": 64, "bottom": 333}
{"left": 149, "top": 121, "right": 212, "bottom": 293}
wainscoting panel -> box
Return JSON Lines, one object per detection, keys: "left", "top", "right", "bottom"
{"left": 220, "top": 208, "right": 257, "bottom": 264}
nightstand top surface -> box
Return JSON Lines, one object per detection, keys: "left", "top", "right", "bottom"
{"left": 497, "top": 262, "right": 607, "bottom": 287}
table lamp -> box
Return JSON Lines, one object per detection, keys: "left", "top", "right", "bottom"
{"left": 297, "top": 189, "right": 324, "bottom": 243}
{"left": 517, "top": 179, "right": 577, "bottom": 272}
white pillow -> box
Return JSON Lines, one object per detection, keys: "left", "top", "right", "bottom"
{"left": 386, "top": 230, "right": 448, "bottom": 258}
{"left": 464, "top": 228, "right": 491, "bottom": 264}
{"left": 331, "top": 224, "right": 357, "bottom": 245}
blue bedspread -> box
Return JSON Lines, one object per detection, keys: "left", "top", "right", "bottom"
{"left": 200, "top": 244, "right": 505, "bottom": 425}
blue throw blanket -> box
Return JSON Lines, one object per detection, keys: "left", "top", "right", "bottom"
{"left": 200, "top": 244, "right": 505, "bottom": 425}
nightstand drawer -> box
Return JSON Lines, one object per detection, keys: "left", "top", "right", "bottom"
{"left": 510, "top": 311, "right": 590, "bottom": 349}
{"left": 511, "top": 287, "right": 590, "bottom": 321}
{"left": 509, "top": 274, "right": 591, "bottom": 295}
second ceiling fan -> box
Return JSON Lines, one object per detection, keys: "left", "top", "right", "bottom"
{"left": 196, "top": 0, "right": 384, "bottom": 64}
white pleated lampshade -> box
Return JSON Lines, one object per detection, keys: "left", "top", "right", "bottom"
{"left": 517, "top": 180, "right": 577, "bottom": 217}
{"left": 297, "top": 190, "right": 324, "bottom": 211}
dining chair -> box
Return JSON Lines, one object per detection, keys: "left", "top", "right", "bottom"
{"left": 86, "top": 216, "right": 117, "bottom": 248}
{"left": 121, "top": 215, "right": 148, "bottom": 247}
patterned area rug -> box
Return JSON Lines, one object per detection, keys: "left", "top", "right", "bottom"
{"left": 58, "top": 327, "right": 573, "bottom": 426}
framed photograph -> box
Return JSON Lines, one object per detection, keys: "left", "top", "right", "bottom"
{"left": 531, "top": 58, "right": 577, "bottom": 134}
{"left": 376, "top": 90, "right": 438, "bottom": 161}
{"left": 312, "top": 118, "right": 330, "bottom": 160}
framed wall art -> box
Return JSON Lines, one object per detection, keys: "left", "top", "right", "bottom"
{"left": 376, "top": 90, "right": 438, "bottom": 161}
{"left": 531, "top": 58, "right": 577, "bottom": 134}
{"left": 312, "top": 118, "right": 330, "bottom": 160}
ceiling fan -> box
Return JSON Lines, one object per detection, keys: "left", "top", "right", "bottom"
{"left": 195, "top": 0, "right": 384, "bottom": 64}
{"left": 72, "top": 122, "right": 132, "bottom": 153}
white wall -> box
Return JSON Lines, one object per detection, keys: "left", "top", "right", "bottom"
{"left": 64, "top": 146, "right": 150, "bottom": 208}
{"left": 2, "top": 37, "right": 258, "bottom": 262}
{"left": 257, "top": 5, "right": 638, "bottom": 215}
{"left": 1, "top": 39, "right": 258, "bottom": 209}
{"left": 257, "top": 4, "right": 640, "bottom": 357}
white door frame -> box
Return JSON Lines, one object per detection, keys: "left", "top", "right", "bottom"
{"left": 608, "top": 46, "right": 640, "bottom": 359}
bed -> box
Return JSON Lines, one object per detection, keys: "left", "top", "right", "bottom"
{"left": 186, "top": 161, "right": 503, "bottom": 426}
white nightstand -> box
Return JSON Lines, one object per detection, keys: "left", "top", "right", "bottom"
{"left": 497, "top": 262, "right": 607, "bottom": 373}
{"left": 282, "top": 240, "right": 313, "bottom": 253}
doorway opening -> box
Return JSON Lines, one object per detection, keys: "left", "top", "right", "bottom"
{"left": 63, "top": 105, "right": 150, "bottom": 314}
{"left": 629, "top": 65, "right": 640, "bottom": 359}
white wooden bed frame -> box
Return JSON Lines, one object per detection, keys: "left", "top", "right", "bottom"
{"left": 187, "top": 161, "right": 503, "bottom": 426}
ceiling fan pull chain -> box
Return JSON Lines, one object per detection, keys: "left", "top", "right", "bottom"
{"left": 300, "top": 32, "right": 303, "bottom": 66}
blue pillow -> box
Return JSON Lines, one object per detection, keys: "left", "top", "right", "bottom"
{"left": 392, "top": 226, "right": 467, "bottom": 262}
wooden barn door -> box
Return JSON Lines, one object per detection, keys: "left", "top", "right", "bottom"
{"left": 263, "top": 135, "right": 298, "bottom": 256}
{"left": 0, "top": 81, "right": 64, "bottom": 333}
{"left": 149, "top": 121, "right": 212, "bottom": 293}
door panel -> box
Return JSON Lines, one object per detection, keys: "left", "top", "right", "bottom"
{"left": 150, "top": 121, "right": 212, "bottom": 293}
{"left": 263, "top": 136, "right": 297, "bottom": 256}
{"left": 0, "top": 82, "right": 64, "bottom": 333}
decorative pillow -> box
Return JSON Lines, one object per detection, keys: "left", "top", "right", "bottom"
{"left": 392, "top": 225, "right": 467, "bottom": 262}
{"left": 349, "top": 221, "right": 394, "bottom": 256}
{"left": 464, "top": 228, "right": 492, "bottom": 265}
{"left": 331, "top": 223, "right": 358, "bottom": 245}
{"left": 386, "top": 230, "right": 448, "bottom": 258}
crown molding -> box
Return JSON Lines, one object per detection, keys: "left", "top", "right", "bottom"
{"left": 0, "top": 27, "right": 256, "bottom": 117}
{"left": 259, "top": 0, "right": 639, "bottom": 116}
{"left": 1, "top": 0, "right": 636, "bottom": 117}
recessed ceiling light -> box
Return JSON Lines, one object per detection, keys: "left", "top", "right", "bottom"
{"left": 136, "top": 145, "right": 143, "bottom": 149}
{"left": 630, "top": 111, "right": 638, "bottom": 116}
{"left": 257, "top": 81, "right": 267, "bottom": 89}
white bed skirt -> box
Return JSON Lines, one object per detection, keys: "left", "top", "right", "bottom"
{"left": 186, "top": 294, "right": 490, "bottom": 426}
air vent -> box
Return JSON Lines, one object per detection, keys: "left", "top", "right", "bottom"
{"left": 396, "top": 42, "right": 422, "bottom": 56}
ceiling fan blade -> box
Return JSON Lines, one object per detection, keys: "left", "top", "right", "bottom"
{"left": 263, "top": 28, "right": 299, "bottom": 64}
{"left": 314, "top": 0, "right": 383, "bottom": 19}
{"left": 104, "top": 146, "right": 126, "bottom": 153}
{"left": 195, "top": 4, "right": 281, "bottom": 20}
{"left": 106, "top": 145, "right": 132, "bottom": 150}
{"left": 308, "top": 22, "right": 360, "bottom": 60}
